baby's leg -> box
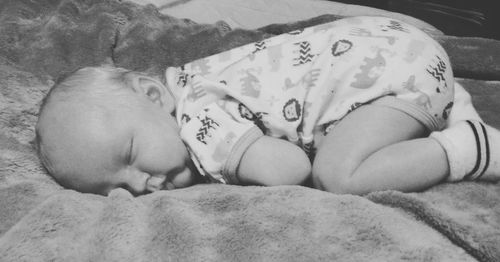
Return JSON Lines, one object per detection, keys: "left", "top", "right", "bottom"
{"left": 312, "top": 104, "right": 449, "bottom": 195}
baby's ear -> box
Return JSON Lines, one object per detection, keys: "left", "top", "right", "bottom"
{"left": 133, "top": 75, "right": 175, "bottom": 113}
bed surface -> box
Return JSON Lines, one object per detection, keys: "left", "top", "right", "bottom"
{"left": 0, "top": 0, "right": 499, "bottom": 261}
{"left": 131, "top": 0, "right": 438, "bottom": 31}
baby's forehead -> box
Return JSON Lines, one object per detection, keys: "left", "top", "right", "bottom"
{"left": 42, "top": 97, "right": 118, "bottom": 138}
{"left": 42, "top": 106, "right": 130, "bottom": 159}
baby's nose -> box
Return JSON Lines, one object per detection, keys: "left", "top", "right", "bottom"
{"left": 146, "top": 175, "right": 167, "bottom": 192}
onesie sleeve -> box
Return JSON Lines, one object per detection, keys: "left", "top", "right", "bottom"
{"left": 180, "top": 103, "right": 264, "bottom": 184}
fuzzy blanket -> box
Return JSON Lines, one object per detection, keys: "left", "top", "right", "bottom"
{"left": 1, "top": 0, "right": 499, "bottom": 261}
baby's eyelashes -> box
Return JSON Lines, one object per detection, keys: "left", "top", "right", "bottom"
{"left": 126, "top": 137, "right": 135, "bottom": 165}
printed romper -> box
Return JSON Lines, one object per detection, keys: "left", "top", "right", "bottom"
{"left": 165, "top": 16, "right": 455, "bottom": 184}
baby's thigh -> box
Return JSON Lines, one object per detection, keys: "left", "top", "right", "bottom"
{"left": 311, "top": 103, "right": 428, "bottom": 191}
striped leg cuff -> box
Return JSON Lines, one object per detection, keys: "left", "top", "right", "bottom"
{"left": 463, "top": 120, "right": 490, "bottom": 180}
{"left": 430, "top": 120, "right": 491, "bottom": 182}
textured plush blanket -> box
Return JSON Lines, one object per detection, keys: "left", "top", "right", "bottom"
{"left": 1, "top": 0, "right": 499, "bottom": 261}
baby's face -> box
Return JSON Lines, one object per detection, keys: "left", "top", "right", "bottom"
{"left": 41, "top": 80, "right": 196, "bottom": 195}
{"left": 93, "top": 101, "right": 195, "bottom": 195}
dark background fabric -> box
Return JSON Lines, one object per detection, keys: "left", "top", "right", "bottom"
{"left": 331, "top": 0, "right": 500, "bottom": 40}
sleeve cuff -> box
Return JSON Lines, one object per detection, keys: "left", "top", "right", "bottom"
{"left": 222, "top": 126, "right": 264, "bottom": 184}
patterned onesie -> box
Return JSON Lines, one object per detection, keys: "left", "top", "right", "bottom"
{"left": 165, "top": 16, "right": 455, "bottom": 184}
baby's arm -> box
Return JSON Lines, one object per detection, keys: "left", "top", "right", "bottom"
{"left": 237, "top": 136, "right": 311, "bottom": 186}
{"left": 180, "top": 103, "right": 310, "bottom": 186}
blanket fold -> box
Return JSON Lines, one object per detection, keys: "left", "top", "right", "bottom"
{"left": 1, "top": 0, "right": 499, "bottom": 261}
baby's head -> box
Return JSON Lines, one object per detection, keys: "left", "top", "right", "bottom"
{"left": 35, "top": 66, "right": 196, "bottom": 195}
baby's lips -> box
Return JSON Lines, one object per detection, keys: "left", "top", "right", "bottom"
{"left": 146, "top": 175, "right": 167, "bottom": 192}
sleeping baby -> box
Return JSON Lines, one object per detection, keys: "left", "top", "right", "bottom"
{"left": 35, "top": 16, "right": 500, "bottom": 196}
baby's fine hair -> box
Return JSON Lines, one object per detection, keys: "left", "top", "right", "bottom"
{"left": 38, "top": 66, "right": 134, "bottom": 113}
{"left": 35, "top": 66, "right": 142, "bottom": 177}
